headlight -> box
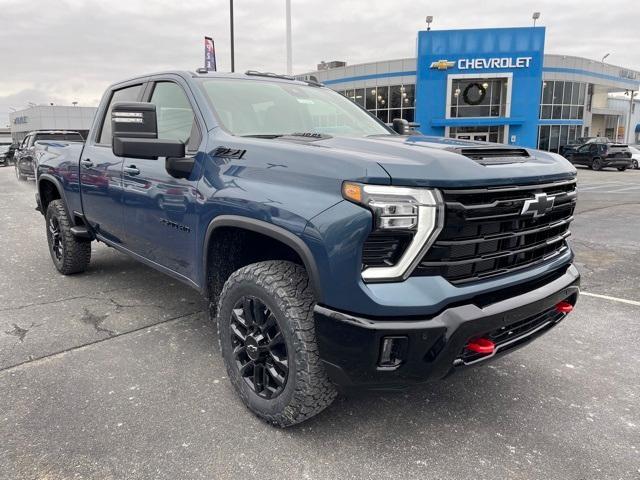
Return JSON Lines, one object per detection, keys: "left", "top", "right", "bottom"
{"left": 342, "top": 182, "right": 444, "bottom": 282}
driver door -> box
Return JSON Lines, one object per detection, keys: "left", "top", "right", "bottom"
{"left": 121, "top": 78, "right": 203, "bottom": 283}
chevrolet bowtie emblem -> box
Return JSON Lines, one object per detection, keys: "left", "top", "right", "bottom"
{"left": 430, "top": 59, "right": 455, "bottom": 70}
{"left": 521, "top": 193, "right": 555, "bottom": 218}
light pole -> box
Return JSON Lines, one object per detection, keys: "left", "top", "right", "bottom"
{"left": 625, "top": 89, "right": 637, "bottom": 144}
{"left": 532, "top": 12, "right": 540, "bottom": 27}
{"left": 286, "top": 0, "right": 292, "bottom": 75}
{"left": 426, "top": 15, "right": 433, "bottom": 31}
{"left": 229, "top": 0, "right": 235, "bottom": 72}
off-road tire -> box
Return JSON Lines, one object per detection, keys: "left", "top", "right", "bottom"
{"left": 591, "top": 158, "right": 602, "bottom": 171}
{"left": 45, "top": 200, "right": 91, "bottom": 274}
{"left": 216, "top": 260, "right": 337, "bottom": 427}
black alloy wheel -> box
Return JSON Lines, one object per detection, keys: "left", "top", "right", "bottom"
{"left": 230, "top": 296, "right": 289, "bottom": 399}
{"left": 48, "top": 216, "right": 64, "bottom": 262}
{"left": 632, "top": 159, "right": 638, "bottom": 169}
{"left": 592, "top": 158, "right": 602, "bottom": 171}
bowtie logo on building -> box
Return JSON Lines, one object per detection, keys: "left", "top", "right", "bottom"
{"left": 521, "top": 193, "right": 555, "bottom": 217}
{"left": 430, "top": 59, "right": 455, "bottom": 70}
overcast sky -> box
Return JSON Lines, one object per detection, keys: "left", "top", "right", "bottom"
{"left": 1, "top": 0, "right": 638, "bottom": 125}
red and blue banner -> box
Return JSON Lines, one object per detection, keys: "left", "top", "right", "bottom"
{"left": 204, "top": 36, "right": 217, "bottom": 71}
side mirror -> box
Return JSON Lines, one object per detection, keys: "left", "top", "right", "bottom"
{"left": 391, "top": 118, "right": 421, "bottom": 135}
{"left": 392, "top": 118, "right": 410, "bottom": 135}
{"left": 111, "top": 102, "right": 185, "bottom": 160}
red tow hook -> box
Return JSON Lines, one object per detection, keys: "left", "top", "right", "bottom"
{"left": 465, "top": 338, "right": 495, "bottom": 355}
{"left": 555, "top": 301, "right": 574, "bottom": 314}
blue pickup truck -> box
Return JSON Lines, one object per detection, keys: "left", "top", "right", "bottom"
{"left": 35, "top": 70, "right": 580, "bottom": 426}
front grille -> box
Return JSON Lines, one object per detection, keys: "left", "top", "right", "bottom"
{"left": 458, "top": 305, "right": 565, "bottom": 364}
{"left": 413, "top": 179, "right": 576, "bottom": 284}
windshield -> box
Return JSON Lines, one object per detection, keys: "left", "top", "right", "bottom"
{"left": 199, "top": 78, "right": 391, "bottom": 137}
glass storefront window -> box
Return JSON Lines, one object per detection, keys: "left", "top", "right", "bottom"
{"left": 403, "top": 109, "right": 414, "bottom": 123}
{"left": 354, "top": 88, "right": 365, "bottom": 107}
{"left": 376, "top": 110, "right": 389, "bottom": 123}
{"left": 449, "top": 125, "right": 504, "bottom": 143}
{"left": 337, "top": 83, "right": 416, "bottom": 125}
{"left": 366, "top": 88, "right": 377, "bottom": 109}
{"left": 450, "top": 78, "right": 508, "bottom": 118}
{"left": 390, "top": 85, "right": 402, "bottom": 109}
{"left": 537, "top": 124, "right": 581, "bottom": 152}
{"left": 540, "top": 80, "right": 587, "bottom": 120}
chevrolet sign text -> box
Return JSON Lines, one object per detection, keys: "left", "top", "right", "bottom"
{"left": 458, "top": 57, "right": 532, "bottom": 70}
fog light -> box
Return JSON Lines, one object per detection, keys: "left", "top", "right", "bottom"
{"left": 378, "top": 336, "right": 408, "bottom": 369}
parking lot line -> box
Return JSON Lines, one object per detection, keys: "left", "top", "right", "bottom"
{"left": 581, "top": 291, "right": 640, "bottom": 307}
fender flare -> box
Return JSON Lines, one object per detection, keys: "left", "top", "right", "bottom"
{"left": 37, "top": 173, "right": 74, "bottom": 224}
{"left": 202, "top": 215, "right": 324, "bottom": 302}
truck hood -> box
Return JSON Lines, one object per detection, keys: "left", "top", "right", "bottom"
{"left": 287, "top": 134, "right": 577, "bottom": 188}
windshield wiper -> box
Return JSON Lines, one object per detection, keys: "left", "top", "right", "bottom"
{"left": 241, "top": 134, "right": 284, "bottom": 139}
{"left": 241, "top": 133, "right": 330, "bottom": 141}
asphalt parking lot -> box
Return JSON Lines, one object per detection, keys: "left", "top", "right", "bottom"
{"left": 0, "top": 166, "right": 638, "bottom": 480}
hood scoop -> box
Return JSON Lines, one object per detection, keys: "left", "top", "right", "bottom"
{"left": 454, "top": 147, "right": 530, "bottom": 166}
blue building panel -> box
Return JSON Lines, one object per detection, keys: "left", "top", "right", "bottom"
{"left": 415, "top": 27, "right": 546, "bottom": 147}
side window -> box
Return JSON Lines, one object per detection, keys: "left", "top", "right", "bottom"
{"left": 149, "top": 82, "right": 200, "bottom": 150}
{"left": 98, "top": 84, "right": 143, "bottom": 145}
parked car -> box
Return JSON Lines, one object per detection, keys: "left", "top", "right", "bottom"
{"left": 35, "top": 70, "right": 580, "bottom": 427}
{"left": 628, "top": 145, "right": 640, "bottom": 169}
{"left": 560, "top": 137, "right": 611, "bottom": 157}
{"left": 15, "top": 130, "right": 84, "bottom": 180}
{"left": 0, "top": 144, "right": 11, "bottom": 166}
{"left": 565, "top": 142, "right": 633, "bottom": 171}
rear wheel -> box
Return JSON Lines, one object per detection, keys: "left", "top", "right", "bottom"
{"left": 632, "top": 159, "right": 638, "bottom": 169}
{"left": 216, "top": 260, "right": 337, "bottom": 427}
{"left": 45, "top": 200, "right": 91, "bottom": 274}
{"left": 617, "top": 166, "right": 627, "bottom": 172}
{"left": 591, "top": 158, "right": 603, "bottom": 171}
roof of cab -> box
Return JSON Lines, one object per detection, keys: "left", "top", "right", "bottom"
{"left": 111, "top": 70, "right": 322, "bottom": 88}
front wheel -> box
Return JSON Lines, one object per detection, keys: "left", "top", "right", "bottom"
{"left": 45, "top": 200, "right": 91, "bottom": 274}
{"left": 216, "top": 261, "right": 337, "bottom": 427}
{"left": 591, "top": 158, "right": 603, "bottom": 171}
{"left": 633, "top": 159, "right": 639, "bottom": 169}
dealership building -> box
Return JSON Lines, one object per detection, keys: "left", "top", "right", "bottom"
{"left": 8, "top": 105, "right": 97, "bottom": 144}
{"left": 301, "top": 27, "right": 640, "bottom": 151}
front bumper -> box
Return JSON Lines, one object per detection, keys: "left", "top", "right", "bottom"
{"left": 315, "top": 264, "right": 580, "bottom": 390}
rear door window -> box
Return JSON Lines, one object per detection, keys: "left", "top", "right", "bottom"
{"left": 98, "top": 84, "right": 144, "bottom": 145}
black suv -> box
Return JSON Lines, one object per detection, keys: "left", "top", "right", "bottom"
{"left": 566, "top": 142, "right": 633, "bottom": 171}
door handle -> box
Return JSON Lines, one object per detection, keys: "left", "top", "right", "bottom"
{"left": 123, "top": 165, "right": 140, "bottom": 176}
{"left": 80, "top": 158, "right": 93, "bottom": 168}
